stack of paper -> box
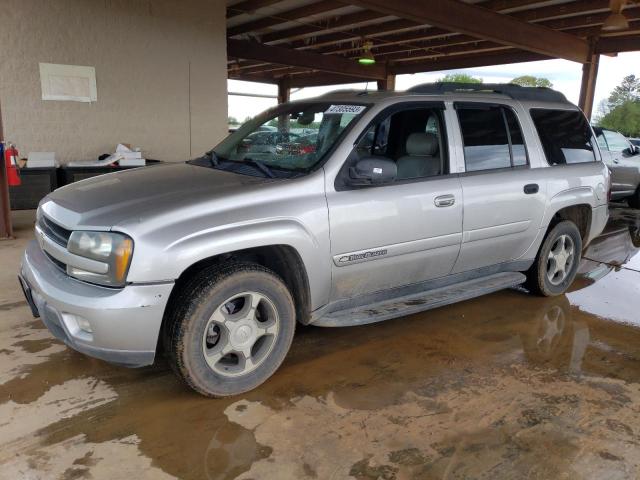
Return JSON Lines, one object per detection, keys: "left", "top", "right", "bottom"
{"left": 116, "top": 144, "right": 145, "bottom": 166}
{"left": 67, "top": 144, "right": 146, "bottom": 167}
{"left": 27, "top": 152, "right": 56, "bottom": 168}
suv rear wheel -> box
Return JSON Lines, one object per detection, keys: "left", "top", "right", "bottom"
{"left": 526, "top": 221, "right": 582, "bottom": 297}
{"left": 164, "top": 263, "right": 295, "bottom": 397}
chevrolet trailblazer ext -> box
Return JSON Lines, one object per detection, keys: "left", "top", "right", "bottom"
{"left": 20, "top": 83, "right": 609, "bottom": 397}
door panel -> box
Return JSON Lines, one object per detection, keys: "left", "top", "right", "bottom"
{"left": 452, "top": 169, "right": 547, "bottom": 273}
{"left": 603, "top": 130, "right": 638, "bottom": 195}
{"left": 327, "top": 177, "right": 463, "bottom": 301}
{"left": 452, "top": 103, "right": 547, "bottom": 273}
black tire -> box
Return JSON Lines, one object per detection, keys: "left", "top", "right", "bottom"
{"left": 628, "top": 188, "right": 640, "bottom": 209}
{"left": 164, "top": 263, "right": 295, "bottom": 397}
{"left": 526, "top": 221, "right": 582, "bottom": 297}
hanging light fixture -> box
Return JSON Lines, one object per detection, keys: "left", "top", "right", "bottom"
{"left": 602, "top": 0, "right": 629, "bottom": 31}
{"left": 358, "top": 41, "right": 376, "bottom": 65}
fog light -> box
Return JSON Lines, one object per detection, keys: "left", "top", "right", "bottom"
{"left": 76, "top": 316, "right": 93, "bottom": 333}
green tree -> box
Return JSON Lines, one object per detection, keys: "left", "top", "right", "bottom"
{"left": 510, "top": 75, "right": 553, "bottom": 88}
{"left": 228, "top": 116, "right": 239, "bottom": 124}
{"left": 599, "top": 100, "right": 640, "bottom": 137}
{"left": 438, "top": 73, "right": 482, "bottom": 84}
{"left": 608, "top": 75, "right": 640, "bottom": 109}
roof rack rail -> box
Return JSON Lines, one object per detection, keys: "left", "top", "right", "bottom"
{"left": 407, "top": 82, "right": 568, "bottom": 103}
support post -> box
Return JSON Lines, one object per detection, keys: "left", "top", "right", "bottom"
{"left": 0, "top": 99, "right": 13, "bottom": 239}
{"left": 277, "top": 78, "right": 290, "bottom": 104}
{"left": 578, "top": 41, "right": 600, "bottom": 120}
{"left": 377, "top": 73, "right": 396, "bottom": 91}
{"left": 277, "top": 79, "right": 290, "bottom": 132}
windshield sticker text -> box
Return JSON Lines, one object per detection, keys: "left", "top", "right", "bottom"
{"left": 325, "top": 105, "right": 366, "bottom": 115}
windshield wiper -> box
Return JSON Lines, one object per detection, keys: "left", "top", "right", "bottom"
{"left": 243, "top": 158, "right": 275, "bottom": 178}
{"left": 204, "top": 149, "right": 220, "bottom": 168}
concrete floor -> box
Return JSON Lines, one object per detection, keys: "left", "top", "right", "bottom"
{"left": 2, "top": 207, "right": 640, "bottom": 480}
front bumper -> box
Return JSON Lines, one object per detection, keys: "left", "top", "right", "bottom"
{"left": 20, "top": 240, "right": 174, "bottom": 367}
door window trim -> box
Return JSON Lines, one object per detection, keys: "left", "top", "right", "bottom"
{"left": 454, "top": 102, "right": 530, "bottom": 173}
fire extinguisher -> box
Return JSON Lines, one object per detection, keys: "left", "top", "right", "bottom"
{"left": 3, "top": 142, "right": 21, "bottom": 186}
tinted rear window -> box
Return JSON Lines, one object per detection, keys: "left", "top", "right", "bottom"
{"left": 457, "top": 106, "right": 528, "bottom": 172}
{"left": 530, "top": 109, "right": 597, "bottom": 165}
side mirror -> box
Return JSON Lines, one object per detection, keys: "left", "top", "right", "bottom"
{"left": 348, "top": 157, "right": 397, "bottom": 186}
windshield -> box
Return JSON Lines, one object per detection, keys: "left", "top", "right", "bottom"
{"left": 209, "top": 102, "right": 368, "bottom": 175}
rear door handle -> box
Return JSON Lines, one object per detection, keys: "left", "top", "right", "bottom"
{"left": 524, "top": 183, "right": 539, "bottom": 195}
{"left": 434, "top": 194, "right": 455, "bottom": 207}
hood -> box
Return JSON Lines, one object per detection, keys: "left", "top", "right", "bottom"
{"left": 42, "top": 163, "right": 271, "bottom": 229}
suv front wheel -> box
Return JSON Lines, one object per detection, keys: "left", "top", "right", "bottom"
{"left": 164, "top": 263, "right": 296, "bottom": 397}
{"left": 526, "top": 221, "right": 582, "bottom": 297}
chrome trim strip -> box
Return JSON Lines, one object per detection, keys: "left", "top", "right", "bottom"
{"left": 35, "top": 225, "right": 109, "bottom": 275}
{"left": 333, "top": 232, "right": 462, "bottom": 267}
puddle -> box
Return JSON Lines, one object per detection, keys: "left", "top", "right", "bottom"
{"left": 1, "top": 206, "right": 640, "bottom": 479}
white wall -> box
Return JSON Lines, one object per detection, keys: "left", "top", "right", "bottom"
{"left": 0, "top": 0, "right": 228, "bottom": 163}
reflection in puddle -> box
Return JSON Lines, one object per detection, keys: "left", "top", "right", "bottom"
{"left": 571, "top": 208, "right": 640, "bottom": 325}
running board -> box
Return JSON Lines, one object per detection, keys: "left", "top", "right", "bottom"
{"left": 312, "top": 272, "right": 526, "bottom": 327}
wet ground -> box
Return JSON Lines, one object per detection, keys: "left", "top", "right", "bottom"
{"left": 2, "top": 207, "right": 640, "bottom": 480}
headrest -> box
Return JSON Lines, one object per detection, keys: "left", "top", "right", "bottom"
{"left": 406, "top": 132, "right": 438, "bottom": 156}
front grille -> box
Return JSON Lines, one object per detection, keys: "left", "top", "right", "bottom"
{"left": 39, "top": 215, "right": 71, "bottom": 247}
{"left": 44, "top": 251, "right": 67, "bottom": 272}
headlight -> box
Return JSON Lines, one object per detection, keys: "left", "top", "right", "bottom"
{"left": 67, "top": 231, "right": 134, "bottom": 287}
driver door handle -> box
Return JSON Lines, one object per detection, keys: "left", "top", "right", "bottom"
{"left": 434, "top": 194, "right": 456, "bottom": 207}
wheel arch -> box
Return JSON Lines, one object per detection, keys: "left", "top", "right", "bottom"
{"left": 548, "top": 204, "right": 592, "bottom": 244}
{"left": 163, "top": 243, "right": 311, "bottom": 331}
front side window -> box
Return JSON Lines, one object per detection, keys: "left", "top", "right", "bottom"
{"left": 530, "top": 109, "right": 597, "bottom": 165}
{"left": 603, "top": 130, "right": 631, "bottom": 152}
{"left": 206, "top": 102, "right": 367, "bottom": 176}
{"left": 457, "top": 105, "right": 528, "bottom": 172}
{"left": 355, "top": 107, "right": 448, "bottom": 180}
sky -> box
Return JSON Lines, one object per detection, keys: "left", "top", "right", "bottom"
{"left": 227, "top": 51, "right": 640, "bottom": 122}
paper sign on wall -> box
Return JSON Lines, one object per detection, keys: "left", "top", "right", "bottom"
{"left": 39, "top": 63, "right": 97, "bottom": 102}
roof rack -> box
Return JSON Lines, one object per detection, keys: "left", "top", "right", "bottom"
{"left": 406, "top": 82, "right": 568, "bottom": 103}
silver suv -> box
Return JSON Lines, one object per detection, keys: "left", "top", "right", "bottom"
{"left": 19, "top": 83, "right": 610, "bottom": 397}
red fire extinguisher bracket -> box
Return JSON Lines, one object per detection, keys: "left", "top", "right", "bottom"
{"left": 4, "top": 143, "right": 21, "bottom": 186}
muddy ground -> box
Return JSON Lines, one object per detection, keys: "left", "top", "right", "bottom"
{"left": 1, "top": 207, "right": 640, "bottom": 480}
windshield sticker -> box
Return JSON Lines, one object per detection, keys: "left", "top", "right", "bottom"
{"left": 325, "top": 105, "right": 366, "bottom": 114}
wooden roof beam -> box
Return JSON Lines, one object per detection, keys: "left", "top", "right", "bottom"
{"left": 227, "top": 38, "right": 387, "bottom": 80}
{"left": 227, "top": 1, "right": 345, "bottom": 37}
{"left": 227, "top": 0, "right": 285, "bottom": 19}
{"left": 329, "top": 0, "right": 590, "bottom": 62}
{"left": 596, "top": 35, "right": 640, "bottom": 53}
{"left": 389, "top": 49, "right": 550, "bottom": 75}
{"left": 258, "top": 0, "right": 549, "bottom": 46}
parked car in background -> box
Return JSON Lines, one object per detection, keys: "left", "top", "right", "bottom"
{"left": 237, "top": 131, "right": 300, "bottom": 158}
{"left": 21, "top": 83, "right": 609, "bottom": 397}
{"left": 275, "top": 133, "right": 318, "bottom": 156}
{"left": 594, "top": 127, "right": 640, "bottom": 208}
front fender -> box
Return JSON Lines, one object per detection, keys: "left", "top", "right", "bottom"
{"left": 127, "top": 217, "right": 331, "bottom": 310}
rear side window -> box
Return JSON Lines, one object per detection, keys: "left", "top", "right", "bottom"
{"left": 530, "top": 109, "right": 597, "bottom": 165}
{"left": 457, "top": 105, "right": 528, "bottom": 172}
